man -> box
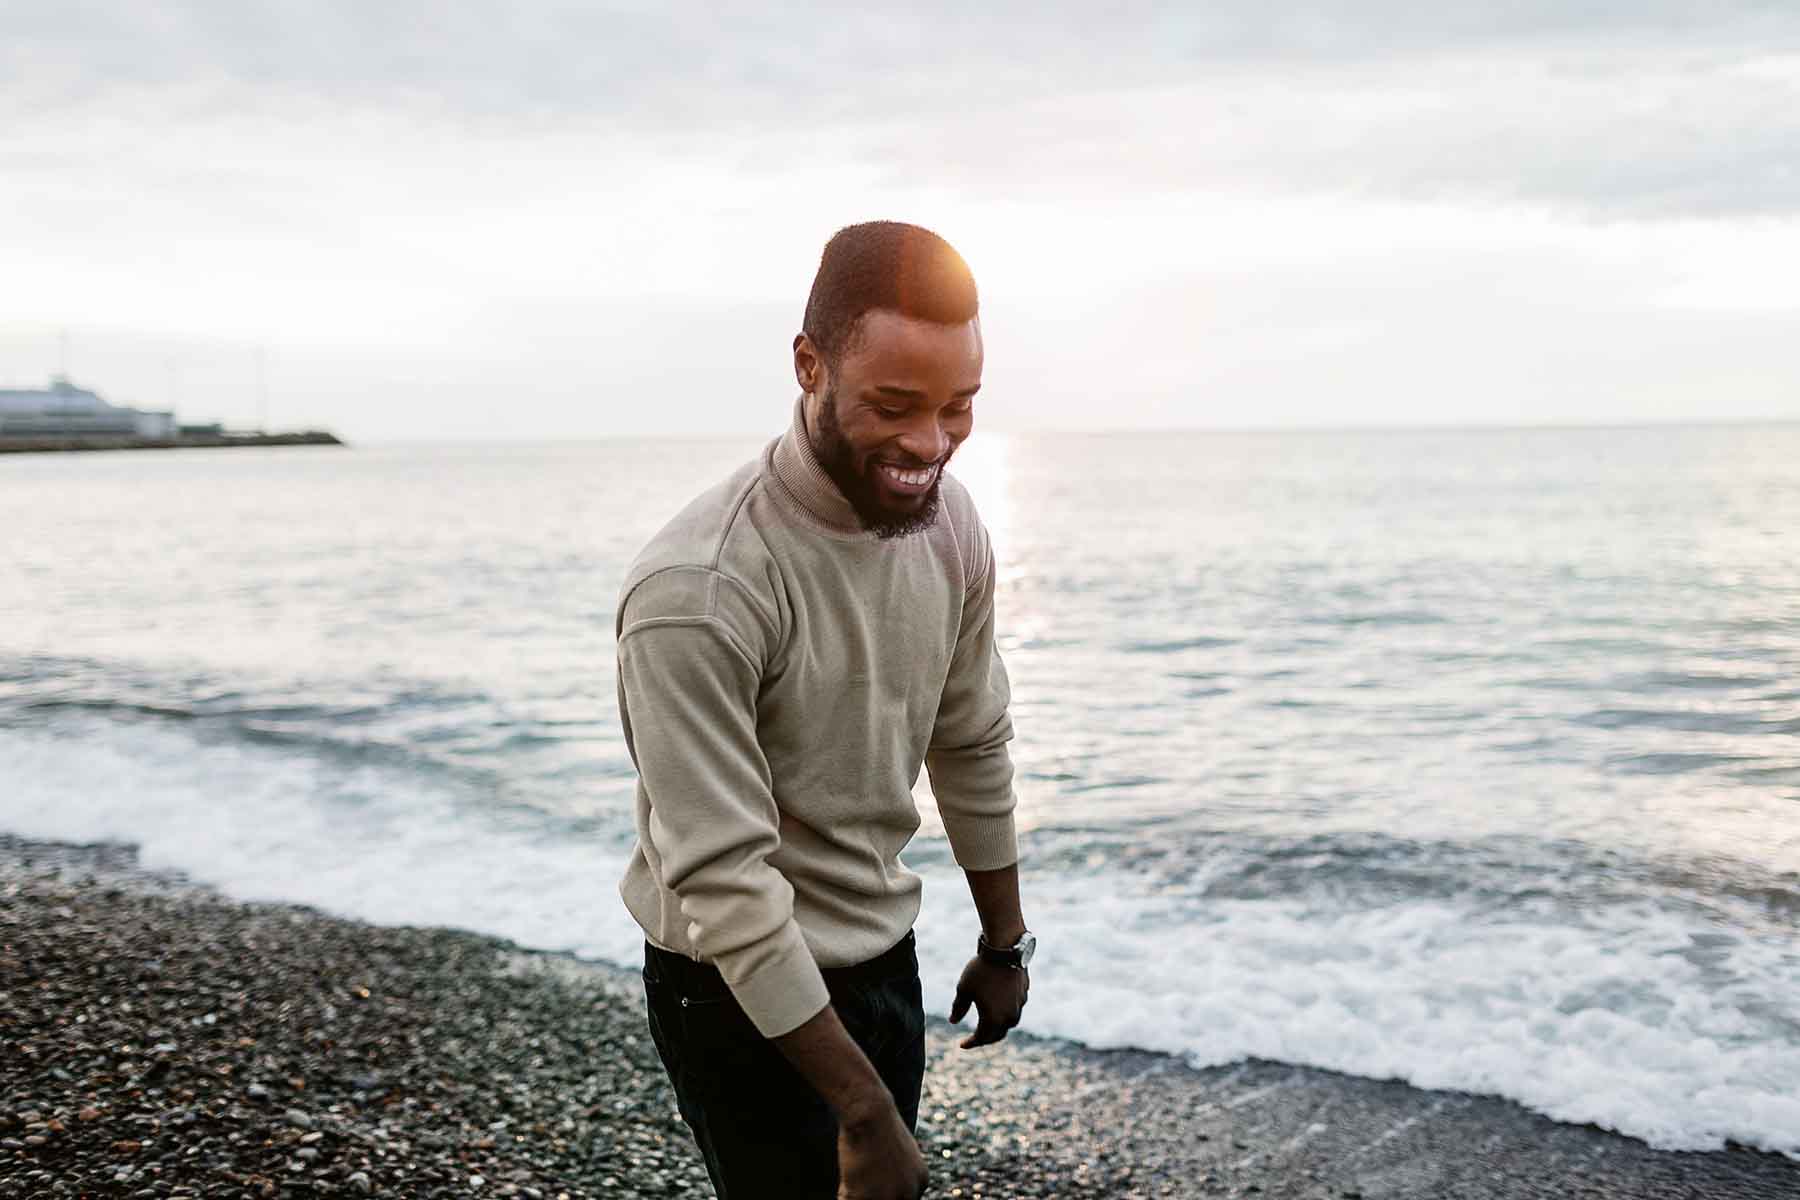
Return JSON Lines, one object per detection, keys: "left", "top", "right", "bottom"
{"left": 614, "top": 220, "right": 1034, "bottom": 1200}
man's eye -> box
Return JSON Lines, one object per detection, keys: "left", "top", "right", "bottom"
{"left": 877, "top": 405, "right": 908, "bottom": 419}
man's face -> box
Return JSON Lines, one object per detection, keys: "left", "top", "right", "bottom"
{"left": 799, "top": 310, "right": 983, "bottom": 539}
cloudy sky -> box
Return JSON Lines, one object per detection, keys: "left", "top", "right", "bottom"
{"left": 3, "top": 3, "right": 1797, "bottom": 438}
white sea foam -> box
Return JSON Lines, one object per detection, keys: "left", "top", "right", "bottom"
{"left": 5, "top": 717, "right": 1797, "bottom": 1160}
{"left": 912, "top": 862, "right": 1800, "bottom": 1158}
{"left": 0, "top": 718, "right": 649, "bottom": 970}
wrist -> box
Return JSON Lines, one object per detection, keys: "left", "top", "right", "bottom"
{"left": 836, "top": 1086, "right": 900, "bottom": 1133}
{"left": 981, "top": 919, "right": 1028, "bottom": 945}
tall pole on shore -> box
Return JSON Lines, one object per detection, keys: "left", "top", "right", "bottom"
{"left": 255, "top": 345, "right": 269, "bottom": 434}
{"left": 58, "top": 329, "right": 71, "bottom": 424}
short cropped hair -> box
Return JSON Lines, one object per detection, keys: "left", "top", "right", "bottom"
{"left": 801, "top": 221, "right": 979, "bottom": 365}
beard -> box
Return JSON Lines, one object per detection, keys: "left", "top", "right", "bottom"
{"left": 812, "top": 388, "right": 949, "bottom": 540}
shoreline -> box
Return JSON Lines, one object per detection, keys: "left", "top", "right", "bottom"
{"left": 2, "top": 833, "right": 1793, "bottom": 1198}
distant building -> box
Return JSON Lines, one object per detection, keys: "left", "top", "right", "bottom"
{"left": 0, "top": 375, "right": 178, "bottom": 438}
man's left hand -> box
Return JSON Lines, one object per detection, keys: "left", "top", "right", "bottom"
{"left": 949, "top": 958, "right": 1029, "bottom": 1049}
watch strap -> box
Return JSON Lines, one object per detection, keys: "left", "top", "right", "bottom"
{"left": 977, "top": 931, "right": 1029, "bottom": 969}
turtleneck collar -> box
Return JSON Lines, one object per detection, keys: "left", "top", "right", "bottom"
{"left": 770, "top": 393, "right": 872, "bottom": 536}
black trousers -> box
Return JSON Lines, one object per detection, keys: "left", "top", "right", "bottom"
{"left": 641, "top": 931, "right": 927, "bottom": 1199}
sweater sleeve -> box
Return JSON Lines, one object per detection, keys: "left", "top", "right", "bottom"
{"left": 616, "top": 571, "right": 830, "bottom": 1039}
{"left": 925, "top": 520, "right": 1021, "bottom": 871}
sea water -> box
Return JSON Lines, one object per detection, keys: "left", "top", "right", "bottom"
{"left": 2, "top": 425, "right": 1796, "bottom": 1157}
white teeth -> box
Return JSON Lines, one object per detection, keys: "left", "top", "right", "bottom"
{"left": 881, "top": 464, "right": 936, "bottom": 488}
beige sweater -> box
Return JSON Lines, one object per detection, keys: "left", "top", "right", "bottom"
{"left": 615, "top": 397, "right": 1019, "bottom": 1037}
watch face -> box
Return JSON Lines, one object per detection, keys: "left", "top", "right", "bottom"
{"left": 1018, "top": 932, "right": 1036, "bottom": 967}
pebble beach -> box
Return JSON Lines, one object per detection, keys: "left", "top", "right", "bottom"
{"left": 3, "top": 833, "right": 1794, "bottom": 1199}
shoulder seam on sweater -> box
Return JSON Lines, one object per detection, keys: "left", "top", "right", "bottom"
{"left": 617, "top": 463, "right": 761, "bottom": 624}
{"left": 709, "top": 471, "right": 762, "bottom": 573}
{"left": 618, "top": 565, "right": 776, "bottom": 643}
{"left": 702, "top": 474, "right": 782, "bottom": 635}
{"left": 619, "top": 553, "right": 777, "bottom": 639}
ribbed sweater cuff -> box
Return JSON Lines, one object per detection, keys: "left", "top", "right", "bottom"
{"left": 727, "top": 919, "right": 832, "bottom": 1038}
{"left": 939, "top": 809, "right": 1020, "bottom": 872}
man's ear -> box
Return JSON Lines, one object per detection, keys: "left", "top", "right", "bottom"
{"left": 792, "top": 333, "right": 825, "bottom": 396}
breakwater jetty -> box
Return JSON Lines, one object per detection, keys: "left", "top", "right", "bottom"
{"left": 0, "top": 430, "right": 344, "bottom": 454}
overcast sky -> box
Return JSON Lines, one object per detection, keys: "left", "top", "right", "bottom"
{"left": 3, "top": 2, "right": 1798, "bottom": 438}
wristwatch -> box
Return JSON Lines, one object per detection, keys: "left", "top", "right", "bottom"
{"left": 976, "top": 929, "right": 1036, "bottom": 969}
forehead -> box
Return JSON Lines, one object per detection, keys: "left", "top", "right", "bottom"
{"left": 839, "top": 310, "right": 983, "bottom": 383}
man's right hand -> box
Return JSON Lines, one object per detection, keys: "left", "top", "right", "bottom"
{"left": 836, "top": 1096, "right": 927, "bottom": 1200}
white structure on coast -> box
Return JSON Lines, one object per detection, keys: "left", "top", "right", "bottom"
{"left": 0, "top": 375, "right": 177, "bottom": 438}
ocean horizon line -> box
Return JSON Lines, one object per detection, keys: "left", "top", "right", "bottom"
{"left": 335, "top": 413, "right": 1800, "bottom": 446}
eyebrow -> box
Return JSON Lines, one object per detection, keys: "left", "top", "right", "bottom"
{"left": 872, "top": 384, "right": 982, "bottom": 400}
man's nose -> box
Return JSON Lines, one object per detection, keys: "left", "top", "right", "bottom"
{"left": 897, "top": 418, "right": 949, "bottom": 464}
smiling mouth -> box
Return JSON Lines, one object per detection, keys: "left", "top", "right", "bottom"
{"left": 874, "top": 461, "right": 941, "bottom": 495}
